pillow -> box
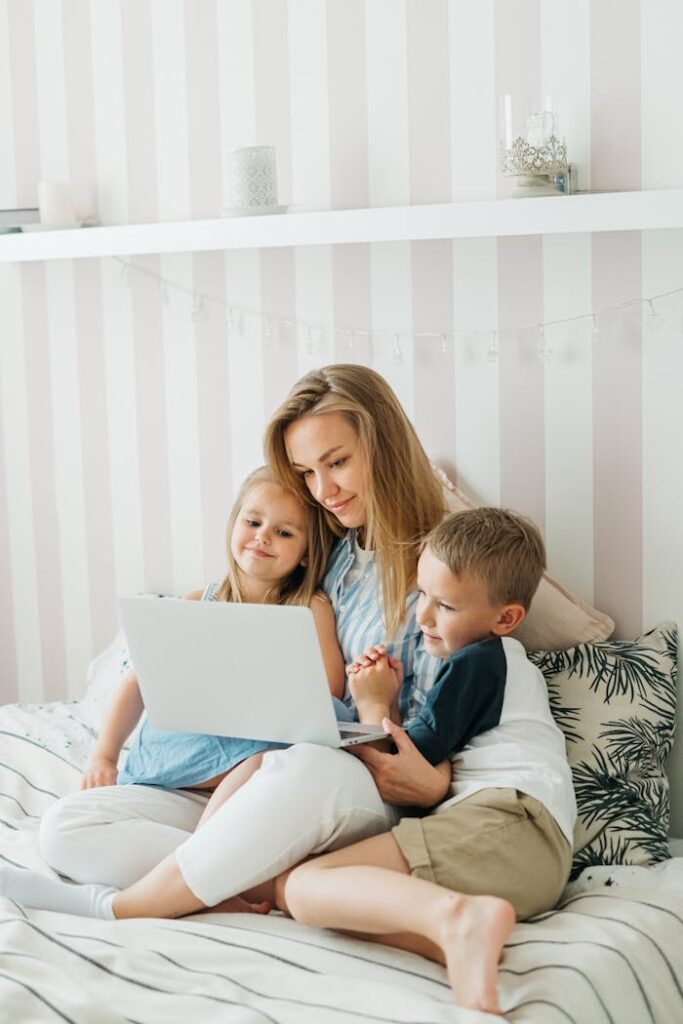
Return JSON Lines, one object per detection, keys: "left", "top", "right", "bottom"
{"left": 79, "top": 594, "right": 171, "bottom": 739}
{"left": 79, "top": 625, "right": 131, "bottom": 733}
{"left": 528, "top": 623, "right": 677, "bottom": 878}
{"left": 431, "top": 463, "right": 615, "bottom": 651}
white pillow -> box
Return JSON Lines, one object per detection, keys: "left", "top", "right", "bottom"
{"left": 431, "top": 463, "right": 615, "bottom": 651}
{"left": 78, "top": 626, "right": 132, "bottom": 734}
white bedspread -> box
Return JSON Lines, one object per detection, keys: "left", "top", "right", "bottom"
{"left": 1, "top": 699, "right": 682, "bottom": 1023}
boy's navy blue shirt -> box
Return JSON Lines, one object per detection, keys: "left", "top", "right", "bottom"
{"left": 407, "top": 637, "right": 507, "bottom": 765}
{"left": 403, "top": 633, "right": 577, "bottom": 845}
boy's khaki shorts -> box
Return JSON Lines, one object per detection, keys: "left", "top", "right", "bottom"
{"left": 392, "top": 787, "right": 572, "bottom": 921}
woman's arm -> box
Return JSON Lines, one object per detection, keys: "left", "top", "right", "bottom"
{"left": 310, "top": 593, "right": 346, "bottom": 700}
{"left": 351, "top": 722, "right": 452, "bottom": 807}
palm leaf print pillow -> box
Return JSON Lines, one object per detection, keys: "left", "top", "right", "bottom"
{"left": 529, "top": 623, "right": 677, "bottom": 879}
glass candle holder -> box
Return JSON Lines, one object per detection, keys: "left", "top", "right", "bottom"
{"left": 499, "top": 95, "right": 569, "bottom": 196}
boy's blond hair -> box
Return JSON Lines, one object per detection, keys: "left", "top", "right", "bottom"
{"left": 264, "top": 364, "right": 445, "bottom": 635}
{"left": 427, "top": 508, "right": 546, "bottom": 611}
{"left": 216, "top": 466, "right": 334, "bottom": 607}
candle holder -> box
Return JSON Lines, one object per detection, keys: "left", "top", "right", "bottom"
{"left": 499, "top": 95, "right": 573, "bottom": 197}
{"left": 227, "top": 146, "right": 284, "bottom": 215}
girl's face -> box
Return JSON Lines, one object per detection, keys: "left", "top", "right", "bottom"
{"left": 285, "top": 413, "right": 368, "bottom": 529}
{"left": 231, "top": 482, "right": 308, "bottom": 595}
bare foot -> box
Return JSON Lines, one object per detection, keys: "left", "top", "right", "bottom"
{"left": 206, "top": 895, "right": 272, "bottom": 915}
{"left": 438, "top": 893, "right": 515, "bottom": 1014}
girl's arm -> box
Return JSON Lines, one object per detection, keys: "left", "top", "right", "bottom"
{"left": 83, "top": 589, "right": 205, "bottom": 789}
{"left": 83, "top": 668, "right": 144, "bottom": 788}
{"left": 310, "top": 593, "right": 346, "bottom": 700}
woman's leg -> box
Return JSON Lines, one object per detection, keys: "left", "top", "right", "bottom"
{"left": 112, "top": 743, "right": 397, "bottom": 919}
{"left": 0, "top": 784, "right": 208, "bottom": 918}
{"left": 39, "top": 784, "right": 208, "bottom": 887}
{"left": 279, "top": 832, "right": 515, "bottom": 1016}
{"left": 194, "top": 754, "right": 265, "bottom": 830}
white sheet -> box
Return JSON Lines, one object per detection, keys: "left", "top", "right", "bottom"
{"left": 1, "top": 699, "right": 683, "bottom": 1023}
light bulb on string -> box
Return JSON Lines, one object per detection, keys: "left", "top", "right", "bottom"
{"left": 392, "top": 333, "right": 404, "bottom": 365}
{"left": 439, "top": 334, "right": 449, "bottom": 355}
{"left": 117, "top": 259, "right": 130, "bottom": 287}
{"left": 536, "top": 324, "right": 554, "bottom": 363}
{"left": 591, "top": 314, "right": 601, "bottom": 343}
{"left": 347, "top": 329, "right": 356, "bottom": 351}
{"left": 190, "top": 293, "right": 204, "bottom": 321}
{"left": 486, "top": 331, "right": 499, "bottom": 364}
{"left": 264, "top": 317, "right": 273, "bottom": 343}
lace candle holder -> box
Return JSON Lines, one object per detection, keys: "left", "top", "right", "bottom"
{"left": 228, "top": 146, "right": 279, "bottom": 212}
{"left": 499, "top": 95, "right": 571, "bottom": 197}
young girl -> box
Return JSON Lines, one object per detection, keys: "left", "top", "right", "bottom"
{"left": 85, "top": 465, "right": 343, "bottom": 828}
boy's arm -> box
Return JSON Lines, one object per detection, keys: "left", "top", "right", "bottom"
{"left": 407, "top": 642, "right": 506, "bottom": 766}
{"left": 310, "top": 593, "right": 346, "bottom": 700}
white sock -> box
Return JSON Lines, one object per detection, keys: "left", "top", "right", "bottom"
{"left": 0, "top": 864, "right": 117, "bottom": 920}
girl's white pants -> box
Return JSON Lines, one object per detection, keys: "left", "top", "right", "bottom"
{"left": 39, "top": 744, "right": 398, "bottom": 906}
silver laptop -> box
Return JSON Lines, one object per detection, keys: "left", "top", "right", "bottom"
{"left": 118, "top": 597, "right": 388, "bottom": 748}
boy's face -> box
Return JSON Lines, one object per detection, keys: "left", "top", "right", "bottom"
{"left": 416, "top": 547, "right": 521, "bottom": 658}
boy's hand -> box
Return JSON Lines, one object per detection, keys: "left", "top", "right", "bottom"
{"left": 347, "top": 646, "right": 404, "bottom": 687}
{"left": 347, "top": 656, "right": 400, "bottom": 724}
{"left": 351, "top": 719, "right": 452, "bottom": 807}
{"left": 81, "top": 757, "right": 118, "bottom": 790}
{"left": 346, "top": 643, "right": 387, "bottom": 672}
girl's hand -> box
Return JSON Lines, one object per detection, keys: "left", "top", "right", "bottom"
{"left": 81, "top": 757, "right": 118, "bottom": 790}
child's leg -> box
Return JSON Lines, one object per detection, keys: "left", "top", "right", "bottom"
{"left": 195, "top": 754, "right": 265, "bottom": 830}
{"left": 280, "top": 832, "right": 515, "bottom": 1016}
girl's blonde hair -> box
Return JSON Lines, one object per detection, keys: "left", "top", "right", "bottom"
{"left": 216, "top": 466, "right": 334, "bottom": 607}
{"left": 264, "top": 365, "right": 446, "bottom": 634}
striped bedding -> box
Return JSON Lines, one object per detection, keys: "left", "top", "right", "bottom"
{"left": 1, "top": 699, "right": 682, "bottom": 1024}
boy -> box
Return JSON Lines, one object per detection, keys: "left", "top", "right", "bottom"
{"left": 276, "top": 508, "right": 577, "bottom": 1016}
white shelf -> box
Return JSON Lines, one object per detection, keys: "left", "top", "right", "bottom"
{"left": 1, "top": 189, "right": 683, "bottom": 263}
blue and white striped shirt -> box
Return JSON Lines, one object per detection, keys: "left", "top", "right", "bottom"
{"left": 323, "top": 531, "right": 442, "bottom": 724}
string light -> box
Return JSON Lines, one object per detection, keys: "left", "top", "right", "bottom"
{"left": 591, "top": 314, "right": 601, "bottom": 342}
{"left": 108, "top": 257, "right": 682, "bottom": 364}
{"left": 536, "top": 324, "right": 554, "bottom": 363}
{"left": 486, "top": 331, "right": 499, "bottom": 364}
{"left": 190, "top": 293, "right": 204, "bottom": 320}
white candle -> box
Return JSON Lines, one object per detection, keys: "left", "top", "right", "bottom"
{"left": 38, "top": 181, "right": 77, "bottom": 226}
{"left": 228, "top": 147, "right": 278, "bottom": 209}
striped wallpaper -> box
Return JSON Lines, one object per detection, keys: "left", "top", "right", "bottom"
{"left": 1, "top": 0, "right": 683, "bottom": 826}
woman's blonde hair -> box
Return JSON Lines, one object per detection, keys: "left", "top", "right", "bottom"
{"left": 264, "top": 365, "right": 446, "bottom": 634}
{"left": 216, "top": 466, "right": 334, "bottom": 607}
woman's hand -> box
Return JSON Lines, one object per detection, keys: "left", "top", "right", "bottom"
{"left": 351, "top": 719, "right": 452, "bottom": 807}
{"left": 81, "top": 757, "right": 118, "bottom": 790}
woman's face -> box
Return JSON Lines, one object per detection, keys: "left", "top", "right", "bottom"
{"left": 285, "top": 412, "right": 368, "bottom": 529}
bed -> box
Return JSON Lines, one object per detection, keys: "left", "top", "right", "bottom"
{"left": 2, "top": 692, "right": 683, "bottom": 1024}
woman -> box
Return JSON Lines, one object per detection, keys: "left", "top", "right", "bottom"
{"left": 33, "top": 364, "right": 451, "bottom": 920}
